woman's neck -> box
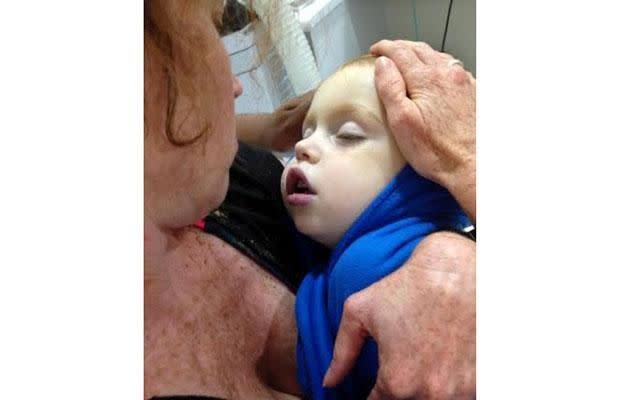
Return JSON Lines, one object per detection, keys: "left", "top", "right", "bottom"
{"left": 144, "top": 218, "right": 184, "bottom": 264}
{"left": 144, "top": 218, "right": 191, "bottom": 322}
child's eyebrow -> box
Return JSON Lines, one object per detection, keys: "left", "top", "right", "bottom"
{"left": 304, "top": 103, "right": 383, "bottom": 129}
{"left": 332, "top": 103, "right": 383, "bottom": 125}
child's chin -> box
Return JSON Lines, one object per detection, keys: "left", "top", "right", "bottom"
{"left": 294, "top": 217, "right": 315, "bottom": 236}
{"left": 295, "top": 218, "right": 335, "bottom": 247}
{"left": 295, "top": 217, "right": 320, "bottom": 238}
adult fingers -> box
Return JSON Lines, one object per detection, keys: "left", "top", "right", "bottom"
{"left": 374, "top": 57, "right": 409, "bottom": 107}
{"left": 281, "top": 89, "right": 315, "bottom": 111}
{"left": 370, "top": 40, "right": 423, "bottom": 67}
{"left": 372, "top": 40, "right": 462, "bottom": 68}
{"left": 374, "top": 56, "right": 425, "bottom": 149}
{"left": 389, "top": 40, "right": 452, "bottom": 66}
{"left": 371, "top": 42, "right": 430, "bottom": 97}
{"left": 405, "top": 40, "right": 451, "bottom": 66}
{"left": 371, "top": 39, "right": 420, "bottom": 59}
{"left": 374, "top": 56, "right": 422, "bottom": 124}
{"left": 371, "top": 39, "right": 444, "bottom": 64}
{"left": 322, "top": 295, "right": 370, "bottom": 388}
{"left": 369, "top": 39, "right": 389, "bottom": 57}
{"left": 295, "top": 88, "right": 315, "bottom": 110}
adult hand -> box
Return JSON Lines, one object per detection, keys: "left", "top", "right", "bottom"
{"left": 371, "top": 40, "right": 476, "bottom": 222}
{"left": 323, "top": 232, "right": 476, "bottom": 399}
{"left": 236, "top": 90, "right": 314, "bottom": 152}
{"left": 267, "top": 89, "right": 315, "bottom": 151}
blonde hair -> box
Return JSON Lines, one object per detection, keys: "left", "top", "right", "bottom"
{"left": 340, "top": 54, "right": 377, "bottom": 70}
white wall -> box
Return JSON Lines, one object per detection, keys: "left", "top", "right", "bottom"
{"left": 223, "top": 24, "right": 277, "bottom": 114}
{"left": 227, "top": 0, "right": 476, "bottom": 114}
{"left": 382, "top": 0, "right": 476, "bottom": 75}
{"left": 443, "top": 0, "right": 476, "bottom": 76}
{"left": 306, "top": 0, "right": 363, "bottom": 80}
{"left": 304, "top": 0, "right": 476, "bottom": 81}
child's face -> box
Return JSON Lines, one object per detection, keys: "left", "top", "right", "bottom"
{"left": 281, "top": 64, "right": 405, "bottom": 247}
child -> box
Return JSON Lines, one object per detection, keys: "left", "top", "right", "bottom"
{"left": 280, "top": 55, "right": 470, "bottom": 399}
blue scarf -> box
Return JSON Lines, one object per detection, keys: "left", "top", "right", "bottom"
{"left": 295, "top": 165, "right": 470, "bottom": 399}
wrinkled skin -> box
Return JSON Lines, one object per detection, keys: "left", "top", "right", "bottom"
{"left": 324, "top": 232, "right": 476, "bottom": 400}
{"left": 371, "top": 40, "right": 476, "bottom": 222}
{"left": 145, "top": 228, "right": 301, "bottom": 399}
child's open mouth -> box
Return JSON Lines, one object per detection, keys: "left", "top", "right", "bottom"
{"left": 285, "top": 167, "right": 316, "bottom": 206}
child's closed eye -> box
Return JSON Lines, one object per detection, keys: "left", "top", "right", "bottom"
{"left": 335, "top": 133, "right": 365, "bottom": 143}
{"left": 334, "top": 121, "right": 366, "bottom": 144}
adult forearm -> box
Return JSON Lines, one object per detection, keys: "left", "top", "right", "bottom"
{"left": 236, "top": 91, "right": 314, "bottom": 152}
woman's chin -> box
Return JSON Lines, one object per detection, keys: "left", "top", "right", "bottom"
{"left": 201, "top": 176, "right": 230, "bottom": 214}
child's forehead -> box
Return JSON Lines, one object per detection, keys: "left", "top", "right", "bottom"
{"left": 323, "top": 65, "right": 375, "bottom": 90}
{"left": 306, "top": 102, "right": 383, "bottom": 126}
{"left": 306, "top": 65, "right": 381, "bottom": 124}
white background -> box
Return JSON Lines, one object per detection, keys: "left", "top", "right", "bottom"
{"left": 1, "top": 1, "right": 629, "bottom": 398}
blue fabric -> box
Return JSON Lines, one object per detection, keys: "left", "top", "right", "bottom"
{"left": 295, "top": 165, "right": 470, "bottom": 400}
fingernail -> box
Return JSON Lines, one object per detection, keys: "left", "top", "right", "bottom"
{"left": 376, "top": 56, "right": 390, "bottom": 69}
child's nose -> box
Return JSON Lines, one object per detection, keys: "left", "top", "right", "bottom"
{"left": 295, "top": 138, "right": 320, "bottom": 164}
